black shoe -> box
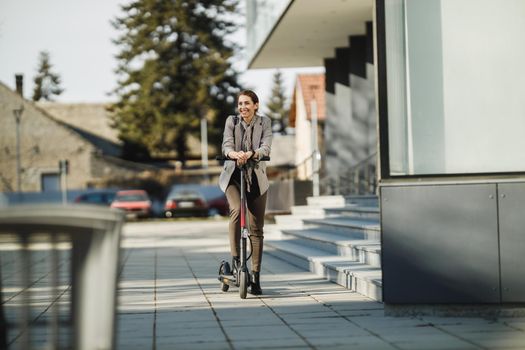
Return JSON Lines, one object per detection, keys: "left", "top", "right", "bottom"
{"left": 232, "top": 257, "right": 240, "bottom": 274}
{"left": 249, "top": 271, "right": 262, "bottom": 295}
{"left": 219, "top": 260, "right": 231, "bottom": 275}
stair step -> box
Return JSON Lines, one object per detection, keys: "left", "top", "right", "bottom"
{"left": 324, "top": 206, "right": 380, "bottom": 220}
{"left": 306, "top": 195, "right": 346, "bottom": 207}
{"left": 274, "top": 215, "right": 307, "bottom": 228}
{"left": 303, "top": 217, "right": 381, "bottom": 241}
{"left": 345, "top": 195, "right": 379, "bottom": 207}
{"left": 281, "top": 228, "right": 381, "bottom": 267}
{"left": 290, "top": 205, "right": 328, "bottom": 216}
{"left": 274, "top": 206, "right": 327, "bottom": 228}
{"left": 266, "top": 240, "right": 382, "bottom": 301}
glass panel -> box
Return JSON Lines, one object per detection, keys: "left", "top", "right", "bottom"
{"left": 385, "top": 0, "right": 525, "bottom": 175}
{"left": 384, "top": 0, "right": 409, "bottom": 175}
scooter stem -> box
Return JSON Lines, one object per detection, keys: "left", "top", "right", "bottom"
{"left": 240, "top": 164, "right": 246, "bottom": 229}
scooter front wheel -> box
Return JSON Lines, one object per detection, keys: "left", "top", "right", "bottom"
{"left": 239, "top": 270, "right": 248, "bottom": 299}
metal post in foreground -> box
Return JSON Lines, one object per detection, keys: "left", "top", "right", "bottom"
{"left": 0, "top": 205, "right": 124, "bottom": 350}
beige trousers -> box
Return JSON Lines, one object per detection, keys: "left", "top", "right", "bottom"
{"left": 225, "top": 184, "right": 267, "bottom": 272}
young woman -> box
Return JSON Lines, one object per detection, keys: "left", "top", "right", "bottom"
{"left": 218, "top": 90, "right": 272, "bottom": 295}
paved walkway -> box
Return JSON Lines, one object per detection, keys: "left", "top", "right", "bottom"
{"left": 117, "top": 220, "right": 525, "bottom": 350}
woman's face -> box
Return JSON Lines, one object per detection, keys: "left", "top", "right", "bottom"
{"left": 237, "top": 94, "right": 258, "bottom": 120}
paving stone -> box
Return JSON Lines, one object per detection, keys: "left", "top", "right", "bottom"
{"left": 308, "top": 334, "right": 397, "bottom": 349}
{"left": 232, "top": 336, "right": 307, "bottom": 349}
{"left": 225, "top": 324, "right": 298, "bottom": 341}
{"left": 156, "top": 340, "right": 231, "bottom": 350}
{"left": 155, "top": 327, "right": 226, "bottom": 344}
{"left": 459, "top": 331, "right": 525, "bottom": 349}
{"left": 391, "top": 336, "right": 480, "bottom": 350}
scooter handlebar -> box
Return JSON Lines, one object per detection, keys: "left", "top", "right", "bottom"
{"left": 216, "top": 155, "right": 270, "bottom": 161}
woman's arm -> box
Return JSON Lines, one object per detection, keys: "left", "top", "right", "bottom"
{"left": 221, "top": 116, "right": 235, "bottom": 157}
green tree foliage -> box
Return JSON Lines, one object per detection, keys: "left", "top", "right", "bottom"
{"left": 110, "top": 0, "right": 241, "bottom": 162}
{"left": 32, "top": 51, "right": 64, "bottom": 102}
{"left": 266, "top": 70, "right": 289, "bottom": 134}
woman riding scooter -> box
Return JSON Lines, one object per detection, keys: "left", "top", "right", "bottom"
{"left": 218, "top": 90, "right": 273, "bottom": 295}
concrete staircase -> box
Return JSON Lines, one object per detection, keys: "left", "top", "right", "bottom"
{"left": 265, "top": 195, "right": 382, "bottom": 301}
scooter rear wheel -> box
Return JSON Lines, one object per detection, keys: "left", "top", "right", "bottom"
{"left": 239, "top": 270, "right": 248, "bottom": 299}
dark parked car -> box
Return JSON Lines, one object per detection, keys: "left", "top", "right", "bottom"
{"left": 74, "top": 189, "right": 118, "bottom": 206}
{"left": 164, "top": 184, "right": 228, "bottom": 218}
{"left": 111, "top": 189, "right": 152, "bottom": 218}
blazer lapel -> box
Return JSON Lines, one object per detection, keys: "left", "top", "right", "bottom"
{"left": 252, "top": 115, "right": 263, "bottom": 149}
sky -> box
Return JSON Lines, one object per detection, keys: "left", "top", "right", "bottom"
{"left": 0, "top": 0, "right": 323, "bottom": 112}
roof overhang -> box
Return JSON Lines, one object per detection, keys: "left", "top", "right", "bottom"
{"left": 248, "top": 0, "right": 374, "bottom": 69}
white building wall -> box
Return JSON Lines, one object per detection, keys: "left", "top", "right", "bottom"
{"left": 294, "top": 82, "right": 313, "bottom": 180}
{"left": 324, "top": 92, "right": 339, "bottom": 183}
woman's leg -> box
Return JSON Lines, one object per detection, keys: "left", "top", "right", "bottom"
{"left": 225, "top": 184, "right": 241, "bottom": 259}
{"left": 247, "top": 191, "right": 267, "bottom": 272}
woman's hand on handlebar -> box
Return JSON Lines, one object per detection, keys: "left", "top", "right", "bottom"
{"left": 227, "top": 151, "right": 254, "bottom": 166}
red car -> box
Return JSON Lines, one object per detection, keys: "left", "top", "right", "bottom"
{"left": 111, "top": 190, "right": 152, "bottom": 218}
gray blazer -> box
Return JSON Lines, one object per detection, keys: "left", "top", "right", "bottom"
{"left": 219, "top": 114, "right": 273, "bottom": 194}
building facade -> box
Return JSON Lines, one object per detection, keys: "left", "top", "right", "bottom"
{"left": 0, "top": 82, "right": 153, "bottom": 193}
{"left": 248, "top": 0, "right": 525, "bottom": 305}
{"left": 289, "top": 74, "right": 325, "bottom": 180}
{"left": 247, "top": 0, "right": 377, "bottom": 190}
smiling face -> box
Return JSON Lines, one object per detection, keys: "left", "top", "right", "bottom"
{"left": 237, "top": 94, "right": 258, "bottom": 121}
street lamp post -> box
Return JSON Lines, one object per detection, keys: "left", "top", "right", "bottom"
{"left": 200, "top": 117, "right": 209, "bottom": 183}
{"left": 59, "top": 160, "right": 69, "bottom": 204}
{"left": 13, "top": 106, "right": 24, "bottom": 193}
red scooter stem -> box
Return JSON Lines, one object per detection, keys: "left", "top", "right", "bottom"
{"left": 240, "top": 165, "right": 246, "bottom": 228}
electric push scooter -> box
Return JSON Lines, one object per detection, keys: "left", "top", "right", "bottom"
{"left": 217, "top": 155, "right": 269, "bottom": 299}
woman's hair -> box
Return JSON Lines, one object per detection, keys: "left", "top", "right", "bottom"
{"left": 237, "top": 90, "right": 259, "bottom": 111}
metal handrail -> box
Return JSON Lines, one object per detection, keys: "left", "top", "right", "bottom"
{"left": 286, "top": 151, "right": 377, "bottom": 196}
{"left": 320, "top": 152, "right": 378, "bottom": 196}
{"left": 295, "top": 151, "right": 318, "bottom": 176}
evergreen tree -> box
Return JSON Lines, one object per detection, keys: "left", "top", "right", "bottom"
{"left": 32, "top": 51, "right": 64, "bottom": 102}
{"left": 266, "top": 70, "right": 289, "bottom": 134}
{"left": 110, "top": 0, "right": 241, "bottom": 162}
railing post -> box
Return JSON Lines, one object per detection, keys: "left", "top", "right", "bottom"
{"left": 0, "top": 262, "right": 6, "bottom": 349}
{"left": 49, "top": 234, "right": 59, "bottom": 350}
{"left": 20, "top": 233, "right": 31, "bottom": 350}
